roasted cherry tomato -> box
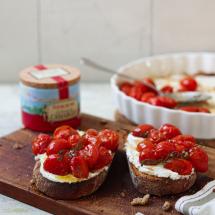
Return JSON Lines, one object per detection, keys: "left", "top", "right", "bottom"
{"left": 135, "top": 80, "right": 152, "bottom": 92}
{"left": 148, "top": 96, "right": 177, "bottom": 108}
{"left": 159, "top": 124, "right": 181, "bottom": 139}
{"left": 32, "top": 133, "right": 51, "bottom": 155}
{"left": 164, "top": 159, "right": 193, "bottom": 175}
{"left": 142, "top": 77, "right": 158, "bottom": 94}
{"left": 173, "top": 135, "right": 196, "bottom": 144}
{"left": 171, "top": 140, "right": 186, "bottom": 153}
{"left": 171, "top": 140, "right": 194, "bottom": 153}
{"left": 54, "top": 125, "right": 78, "bottom": 140}
{"left": 180, "top": 76, "right": 198, "bottom": 91}
{"left": 93, "top": 146, "right": 113, "bottom": 170}
{"left": 132, "top": 124, "right": 154, "bottom": 138}
{"left": 44, "top": 154, "right": 70, "bottom": 175}
{"left": 148, "top": 129, "right": 167, "bottom": 144}
{"left": 129, "top": 82, "right": 145, "bottom": 101}
{"left": 141, "top": 92, "right": 157, "bottom": 103}
{"left": 46, "top": 139, "right": 71, "bottom": 155}
{"left": 86, "top": 129, "right": 98, "bottom": 136}
{"left": 161, "top": 85, "right": 173, "bottom": 93}
{"left": 197, "top": 107, "right": 210, "bottom": 113}
{"left": 179, "top": 141, "right": 195, "bottom": 151}
{"left": 137, "top": 139, "right": 155, "bottom": 152}
{"left": 179, "top": 106, "right": 210, "bottom": 113}
{"left": 70, "top": 156, "right": 89, "bottom": 178}
{"left": 143, "top": 77, "right": 155, "bottom": 87}
{"left": 98, "top": 129, "right": 119, "bottom": 152}
{"left": 81, "top": 129, "right": 100, "bottom": 146}
{"left": 78, "top": 144, "right": 99, "bottom": 169}
{"left": 68, "top": 133, "right": 81, "bottom": 148}
{"left": 120, "top": 82, "right": 133, "bottom": 95}
{"left": 172, "top": 135, "right": 196, "bottom": 152}
{"left": 155, "top": 141, "right": 176, "bottom": 159}
{"left": 127, "top": 78, "right": 157, "bottom": 100}
{"left": 188, "top": 147, "right": 208, "bottom": 172}
{"left": 139, "top": 148, "right": 157, "bottom": 163}
{"left": 63, "top": 150, "right": 77, "bottom": 165}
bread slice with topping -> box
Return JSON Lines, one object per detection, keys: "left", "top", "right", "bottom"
{"left": 128, "top": 161, "right": 197, "bottom": 196}
{"left": 31, "top": 126, "right": 119, "bottom": 200}
{"left": 126, "top": 123, "right": 208, "bottom": 196}
{"left": 33, "top": 161, "right": 110, "bottom": 200}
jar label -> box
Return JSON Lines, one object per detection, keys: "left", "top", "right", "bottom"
{"left": 44, "top": 99, "right": 78, "bottom": 122}
{"left": 30, "top": 68, "right": 68, "bottom": 80}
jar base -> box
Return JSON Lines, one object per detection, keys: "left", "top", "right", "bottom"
{"left": 21, "top": 111, "right": 81, "bottom": 132}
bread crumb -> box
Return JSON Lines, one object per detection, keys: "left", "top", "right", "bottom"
{"left": 131, "top": 194, "right": 150, "bottom": 206}
{"left": 13, "top": 143, "right": 24, "bottom": 149}
{"left": 120, "top": 192, "right": 126, "bottom": 198}
{"left": 30, "top": 179, "right": 35, "bottom": 185}
{"left": 162, "top": 201, "right": 171, "bottom": 211}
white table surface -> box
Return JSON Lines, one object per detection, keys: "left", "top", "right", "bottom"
{"left": 0, "top": 83, "right": 115, "bottom": 215}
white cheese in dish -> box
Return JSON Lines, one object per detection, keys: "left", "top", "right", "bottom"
{"left": 125, "top": 134, "right": 194, "bottom": 180}
{"left": 196, "top": 76, "right": 215, "bottom": 110}
{"left": 196, "top": 75, "right": 215, "bottom": 89}
{"left": 35, "top": 130, "right": 108, "bottom": 184}
{"left": 155, "top": 74, "right": 183, "bottom": 90}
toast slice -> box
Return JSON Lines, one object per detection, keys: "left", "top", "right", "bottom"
{"left": 128, "top": 161, "right": 197, "bottom": 196}
{"left": 32, "top": 161, "right": 109, "bottom": 200}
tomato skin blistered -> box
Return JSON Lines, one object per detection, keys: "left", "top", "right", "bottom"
{"left": 32, "top": 134, "right": 52, "bottom": 155}
{"left": 32, "top": 126, "right": 119, "bottom": 178}
{"left": 132, "top": 123, "right": 208, "bottom": 173}
{"left": 180, "top": 76, "right": 198, "bottom": 91}
{"left": 164, "top": 159, "right": 193, "bottom": 175}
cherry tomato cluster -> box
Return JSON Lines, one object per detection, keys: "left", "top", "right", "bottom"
{"left": 32, "top": 126, "right": 119, "bottom": 178}
{"left": 132, "top": 124, "right": 208, "bottom": 175}
{"left": 120, "top": 79, "right": 177, "bottom": 109}
{"left": 119, "top": 76, "right": 211, "bottom": 113}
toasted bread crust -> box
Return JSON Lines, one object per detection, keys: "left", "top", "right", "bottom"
{"left": 128, "top": 161, "right": 197, "bottom": 196}
{"left": 33, "top": 161, "right": 109, "bottom": 199}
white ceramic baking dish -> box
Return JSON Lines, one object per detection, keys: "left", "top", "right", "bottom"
{"left": 111, "top": 52, "right": 215, "bottom": 139}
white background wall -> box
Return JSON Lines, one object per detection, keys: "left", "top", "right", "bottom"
{"left": 1, "top": 0, "right": 215, "bottom": 82}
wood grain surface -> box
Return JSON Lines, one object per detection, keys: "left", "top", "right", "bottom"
{"left": 0, "top": 113, "right": 214, "bottom": 215}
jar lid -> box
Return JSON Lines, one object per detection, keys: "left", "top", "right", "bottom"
{"left": 20, "top": 64, "right": 80, "bottom": 89}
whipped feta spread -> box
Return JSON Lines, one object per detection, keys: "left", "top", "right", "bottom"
{"left": 36, "top": 154, "right": 108, "bottom": 184}
{"left": 35, "top": 130, "right": 108, "bottom": 184}
{"left": 125, "top": 133, "right": 194, "bottom": 180}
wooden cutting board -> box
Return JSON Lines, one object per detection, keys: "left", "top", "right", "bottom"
{"left": 0, "top": 113, "right": 214, "bottom": 215}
